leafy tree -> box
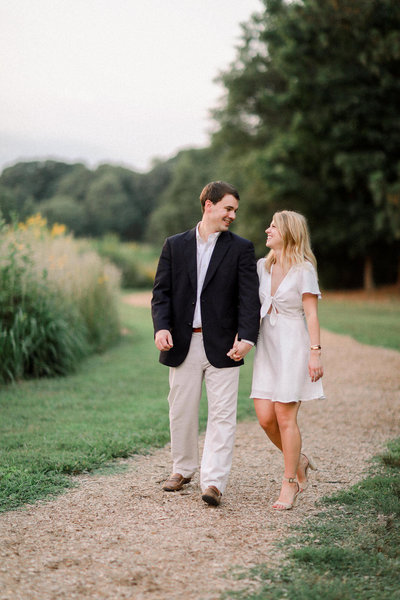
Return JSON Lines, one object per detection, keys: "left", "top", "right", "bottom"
{"left": 39, "top": 195, "right": 87, "bottom": 236}
{"left": 0, "top": 160, "right": 76, "bottom": 203}
{"left": 84, "top": 169, "right": 133, "bottom": 238}
{"left": 139, "top": 156, "right": 179, "bottom": 220}
{"left": 55, "top": 163, "right": 95, "bottom": 202}
{"left": 0, "top": 183, "right": 35, "bottom": 222}
{"left": 0, "top": 159, "right": 173, "bottom": 241}
{"left": 91, "top": 164, "right": 162, "bottom": 240}
{"left": 145, "top": 148, "right": 223, "bottom": 246}
{"left": 213, "top": 0, "right": 400, "bottom": 288}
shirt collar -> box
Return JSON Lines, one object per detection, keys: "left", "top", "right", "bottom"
{"left": 196, "top": 223, "right": 221, "bottom": 244}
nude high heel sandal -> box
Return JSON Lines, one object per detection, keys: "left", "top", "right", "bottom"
{"left": 272, "top": 477, "right": 301, "bottom": 510}
{"left": 299, "top": 453, "right": 317, "bottom": 492}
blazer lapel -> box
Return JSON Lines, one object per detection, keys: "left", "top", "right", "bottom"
{"left": 202, "top": 232, "right": 230, "bottom": 290}
{"left": 184, "top": 228, "right": 197, "bottom": 292}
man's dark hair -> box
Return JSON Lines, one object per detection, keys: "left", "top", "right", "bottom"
{"left": 199, "top": 181, "right": 240, "bottom": 212}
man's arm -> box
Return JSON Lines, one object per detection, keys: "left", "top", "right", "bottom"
{"left": 151, "top": 239, "right": 174, "bottom": 348}
{"left": 226, "top": 242, "right": 260, "bottom": 362}
{"left": 236, "top": 241, "right": 261, "bottom": 344}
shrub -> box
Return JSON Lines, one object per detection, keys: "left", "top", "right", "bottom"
{"left": 93, "top": 234, "right": 156, "bottom": 289}
{"left": 0, "top": 216, "right": 121, "bottom": 382}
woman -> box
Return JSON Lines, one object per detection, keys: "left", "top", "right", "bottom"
{"left": 249, "top": 210, "right": 324, "bottom": 510}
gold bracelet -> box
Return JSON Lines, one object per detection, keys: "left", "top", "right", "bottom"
{"left": 310, "top": 345, "right": 321, "bottom": 350}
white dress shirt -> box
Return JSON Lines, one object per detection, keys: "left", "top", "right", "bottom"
{"left": 192, "top": 223, "right": 254, "bottom": 347}
{"left": 192, "top": 224, "right": 220, "bottom": 328}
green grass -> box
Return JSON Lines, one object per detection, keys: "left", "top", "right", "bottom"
{"left": 0, "top": 299, "right": 255, "bottom": 512}
{"left": 222, "top": 439, "right": 400, "bottom": 600}
{"left": 319, "top": 297, "right": 400, "bottom": 351}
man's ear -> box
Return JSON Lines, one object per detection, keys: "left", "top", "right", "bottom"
{"left": 204, "top": 199, "right": 213, "bottom": 212}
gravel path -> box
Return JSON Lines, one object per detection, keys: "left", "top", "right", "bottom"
{"left": 1, "top": 295, "right": 399, "bottom": 600}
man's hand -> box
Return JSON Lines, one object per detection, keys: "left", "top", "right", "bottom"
{"left": 155, "top": 329, "right": 173, "bottom": 351}
{"left": 227, "top": 337, "right": 253, "bottom": 362}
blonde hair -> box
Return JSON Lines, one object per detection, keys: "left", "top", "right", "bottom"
{"left": 265, "top": 210, "right": 317, "bottom": 272}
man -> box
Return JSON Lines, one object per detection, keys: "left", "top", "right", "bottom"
{"left": 151, "top": 181, "right": 260, "bottom": 506}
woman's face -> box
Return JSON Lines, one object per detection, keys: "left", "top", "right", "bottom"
{"left": 266, "top": 220, "right": 283, "bottom": 250}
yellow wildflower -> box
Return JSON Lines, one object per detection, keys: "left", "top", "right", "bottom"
{"left": 51, "top": 223, "right": 66, "bottom": 237}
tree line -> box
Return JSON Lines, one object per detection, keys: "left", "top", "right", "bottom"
{"left": 1, "top": 0, "right": 399, "bottom": 289}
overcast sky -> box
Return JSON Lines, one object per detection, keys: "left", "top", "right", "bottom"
{"left": 0, "top": 0, "right": 262, "bottom": 173}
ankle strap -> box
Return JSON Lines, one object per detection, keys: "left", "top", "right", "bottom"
{"left": 283, "top": 476, "right": 297, "bottom": 483}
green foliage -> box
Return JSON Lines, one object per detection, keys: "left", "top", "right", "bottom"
{"left": 0, "top": 223, "right": 88, "bottom": 382}
{"left": 223, "top": 438, "right": 400, "bottom": 600}
{"left": 146, "top": 147, "right": 224, "bottom": 245}
{"left": 0, "top": 160, "right": 76, "bottom": 203}
{"left": 381, "top": 439, "right": 400, "bottom": 468}
{"left": 85, "top": 168, "right": 136, "bottom": 237}
{"left": 0, "top": 157, "right": 178, "bottom": 242}
{"left": 92, "top": 234, "right": 157, "bottom": 289}
{"left": 39, "top": 194, "right": 87, "bottom": 236}
{"left": 0, "top": 217, "right": 121, "bottom": 382}
{"left": 213, "top": 0, "right": 400, "bottom": 288}
{"left": 0, "top": 305, "right": 162, "bottom": 510}
{"left": 55, "top": 162, "right": 95, "bottom": 201}
{"left": 2, "top": 0, "right": 400, "bottom": 291}
{"left": 0, "top": 297, "right": 89, "bottom": 382}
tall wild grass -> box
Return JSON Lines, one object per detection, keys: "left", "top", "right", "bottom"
{"left": 0, "top": 215, "right": 121, "bottom": 383}
{"left": 92, "top": 234, "right": 157, "bottom": 289}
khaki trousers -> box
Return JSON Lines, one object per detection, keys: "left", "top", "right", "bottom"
{"left": 167, "top": 332, "right": 240, "bottom": 494}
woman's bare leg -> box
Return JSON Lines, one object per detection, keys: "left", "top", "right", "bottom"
{"left": 254, "top": 398, "right": 306, "bottom": 487}
{"left": 273, "top": 401, "right": 301, "bottom": 507}
{"left": 253, "top": 398, "right": 282, "bottom": 449}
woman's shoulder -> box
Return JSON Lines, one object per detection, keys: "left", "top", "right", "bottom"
{"left": 293, "top": 260, "right": 317, "bottom": 274}
{"left": 257, "top": 257, "right": 268, "bottom": 276}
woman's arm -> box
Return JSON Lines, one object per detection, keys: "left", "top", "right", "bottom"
{"left": 303, "top": 293, "right": 323, "bottom": 382}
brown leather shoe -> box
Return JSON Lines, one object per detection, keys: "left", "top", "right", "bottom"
{"left": 162, "top": 473, "right": 191, "bottom": 492}
{"left": 202, "top": 486, "right": 222, "bottom": 506}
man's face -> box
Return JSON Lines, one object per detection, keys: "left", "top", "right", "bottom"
{"left": 205, "top": 194, "right": 239, "bottom": 232}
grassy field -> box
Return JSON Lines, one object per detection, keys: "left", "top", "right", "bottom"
{"left": 1, "top": 293, "right": 399, "bottom": 512}
{"left": 0, "top": 300, "right": 255, "bottom": 512}
{"left": 1, "top": 293, "right": 399, "bottom": 513}
{"left": 319, "top": 292, "right": 400, "bottom": 351}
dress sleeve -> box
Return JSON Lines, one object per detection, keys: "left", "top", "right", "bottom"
{"left": 300, "top": 262, "right": 321, "bottom": 299}
{"left": 257, "top": 258, "right": 266, "bottom": 279}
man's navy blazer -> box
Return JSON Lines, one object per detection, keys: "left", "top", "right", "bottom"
{"left": 151, "top": 227, "right": 261, "bottom": 368}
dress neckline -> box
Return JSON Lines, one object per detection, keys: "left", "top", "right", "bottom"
{"left": 270, "top": 264, "right": 293, "bottom": 297}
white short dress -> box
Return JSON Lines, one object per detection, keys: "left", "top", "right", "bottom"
{"left": 250, "top": 259, "right": 325, "bottom": 403}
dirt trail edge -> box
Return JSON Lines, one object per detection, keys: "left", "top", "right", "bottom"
{"left": 1, "top": 301, "right": 399, "bottom": 599}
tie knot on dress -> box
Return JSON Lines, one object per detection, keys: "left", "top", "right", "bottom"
{"left": 260, "top": 296, "right": 279, "bottom": 325}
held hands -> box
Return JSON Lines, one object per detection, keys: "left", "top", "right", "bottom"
{"left": 227, "top": 334, "right": 252, "bottom": 362}
{"left": 309, "top": 351, "right": 323, "bottom": 382}
{"left": 155, "top": 329, "right": 173, "bottom": 351}
{"left": 155, "top": 329, "right": 253, "bottom": 360}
